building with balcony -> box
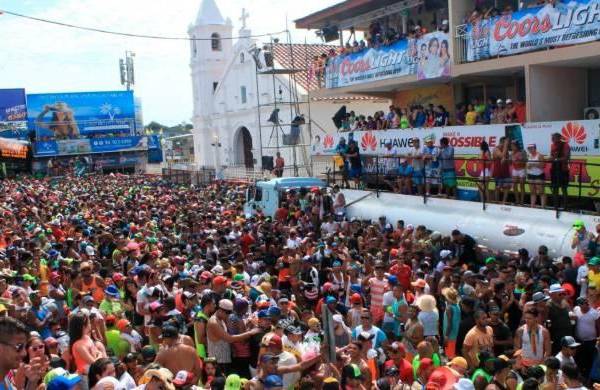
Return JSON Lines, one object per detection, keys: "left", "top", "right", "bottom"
{"left": 296, "top": 0, "right": 600, "bottom": 123}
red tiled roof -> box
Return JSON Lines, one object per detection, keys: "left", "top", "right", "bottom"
{"left": 270, "top": 43, "right": 381, "bottom": 101}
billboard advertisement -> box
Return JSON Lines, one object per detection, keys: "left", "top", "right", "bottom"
{"left": 33, "top": 135, "right": 148, "bottom": 157}
{"left": 325, "top": 31, "right": 451, "bottom": 88}
{"left": 0, "top": 89, "right": 28, "bottom": 139}
{"left": 0, "top": 138, "right": 29, "bottom": 159}
{"left": 466, "top": 0, "right": 600, "bottom": 61}
{"left": 313, "top": 120, "right": 600, "bottom": 198}
{"left": 27, "top": 91, "right": 135, "bottom": 138}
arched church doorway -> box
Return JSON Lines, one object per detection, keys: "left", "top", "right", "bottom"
{"left": 234, "top": 127, "right": 254, "bottom": 168}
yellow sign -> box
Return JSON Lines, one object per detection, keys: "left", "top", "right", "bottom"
{"left": 0, "top": 138, "right": 28, "bottom": 159}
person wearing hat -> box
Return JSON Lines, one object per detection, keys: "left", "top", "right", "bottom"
{"left": 155, "top": 325, "right": 202, "bottom": 383}
{"left": 555, "top": 336, "right": 580, "bottom": 368}
{"left": 207, "top": 299, "right": 260, "bottom": 374}
{"left": 117, "top": 318, "right": 143, "bottom": 353}
{"left": 384, "top": 342, "right": 413, "bottom": 384}
{"left": 547, "top": 283, "right": 572, "bottom": 355}
{"left": 46, "top": 373, "right": 82, "bottom": 390}
{"left": 140, "top": 367, "right": 176, "bottom": 390}
{"left": 99, "top": 284, "right": 124, "bottom": 317}
{"left": 341, "top": 363, "right": 364, "bottom": 390}
{"left": 571, "top": 220, "right": 594, "bottom": 256}
{"left": 26, "top": 290, "right": 53, "bottom": 340}
{"left": 173, "top": 370, "right": 195, "bottom": 388}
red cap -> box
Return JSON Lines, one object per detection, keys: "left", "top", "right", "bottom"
{"left": 50, "top": 272, "right": 60, "bottom": 281}
{"left": 322, "top": 282, "right": 334, "bottom": 292}
{"left": 213, "top": 276, "right": 228, "bottom": 286}
{"left": 105, "top": 314, "right": 116, "bottom": 325}
{"left": 390, "top": 248, "right": 399, "bottom": 258}
{"left": 200, "top": 271, "right": 213, "bottom": 280}
{"left": 419, "top": 358, "right": 434, "bottom": 373}
{"left": 350, "top": 293, "right": 362, "bottom": 304}
{"left": 116, "top": 319, "right": 131, "bottom": 332}
{"left": 262, "top": 333, "right": 283, "bottom": 348}
{"left": 112, "top": 273, "right": 124, "bottom": 282}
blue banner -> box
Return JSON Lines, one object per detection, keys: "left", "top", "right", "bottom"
{"left": 27, "top": 91, "right": 135, "bottom": 138}
{"left": 325, "top": 31, "right": 451, "bottom": 88}
{"left": 33, "top": 136, "right": 148, "bottom": 157}
{"left": 0, "top": 89, "right": 27, "bottom": 122}
{"left": 466, "top": 0, "right": 600, "bottom": 61}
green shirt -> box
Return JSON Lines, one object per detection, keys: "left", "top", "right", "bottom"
{"left": 105, "top": 328, "right": 130, "bottom": 358}
{"left": 99, "top": 299, "right": 123, "bottom": 316}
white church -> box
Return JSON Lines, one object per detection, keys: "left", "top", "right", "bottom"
{"left": 189, "top": 0, "right": 389, "bottom": 174}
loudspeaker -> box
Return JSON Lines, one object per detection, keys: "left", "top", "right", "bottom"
{"left": 262, "top": 156, "right": 274, "bottom": 171}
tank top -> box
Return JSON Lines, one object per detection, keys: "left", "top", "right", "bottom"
{"left": 72, "top": 337, "right": 98, "bottom": 374}
{"left": 81, "top": 277, "right": 104, "bottom": 302}
{"left": 194, "top": 311, "right": 209, "bottom": 358}
{"left": 493, "top": 152, "right": 510, "bottom": 178}
{"left": 443, "top": 303, "right": 461, "bottom": 340}
{"left": 418, "top": 311, "right": 439, "bottom": 337}
{"left": 521, "top": 325, "right": 544, "bottom": 363}
{"left": 526, "top": 152, "right": 543, "bottom": 175}
{"left": 207, "top": 317, "right": 231, "bottom": 364}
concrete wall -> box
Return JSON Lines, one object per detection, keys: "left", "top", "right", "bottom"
{"left": 526, "top": 65, "right": 587, "bottom": 122}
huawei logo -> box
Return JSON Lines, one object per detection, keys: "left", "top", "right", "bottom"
{"left": 323, "top": 135, "right": 334, "bottom": 149}
{"left": 561, "top": 122, "right": 586, "bottom": 145}
{"left": 361, "top": 132, "right": 377, "bottom": 151}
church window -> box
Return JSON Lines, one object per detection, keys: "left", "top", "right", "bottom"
{"left": 241, "top": 86, "right": 247, "bottom": 104}
{"left": 192, "top": 35, "right": 197, "bottom": 56}
{"left": 211, "top": 33, "right": 221, "bottom": 51}
{"left": 213, "top": 82, "right": 218, "bottom": 92}
{"left": 240, "top": 52, "right": 245, "bottom": 63}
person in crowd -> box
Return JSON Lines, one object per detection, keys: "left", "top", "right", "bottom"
{"left": 438, "top": 137, "right": 456, "bottom": 198}
{"left": 0, "top": 169, "right": 596, "bottom": 390}
{"left": 492, "top": 137, "right": 512, "bottom": 204}
{"left": 526, "top": 143, "right": 546, "bottom": 208}
{"left": 550, "top": 132, "right": 571, "bottom": 209}
{"left": 510, "top": 141, "right": 527, "bottom": 205}
{"left": 346, "top": 140, "right": 362, "bottom": 189}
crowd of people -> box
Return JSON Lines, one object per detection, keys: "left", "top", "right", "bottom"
{"left": 331, "top": 99, "right": 526, "bottom": 133}
{"left": 466, "top": 1, "right": 559, "bottom": 25}
{"left": 0, "top": 171, "right": 598, "bottom": 390}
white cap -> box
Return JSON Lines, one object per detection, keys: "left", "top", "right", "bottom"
{"left": 219, "top": 299, "right": 233, "bottom": 311}
{"left": 496, "top": 99, "right": 503, "bottom": 104}
{"left": 440, "top": 249, "right": 452, "bottom": 259}
{"left": 442, "top": 19, "right": 449, "bottom": 25}
{"left": 506, "top": 98, "right": 513, "bottom": 104}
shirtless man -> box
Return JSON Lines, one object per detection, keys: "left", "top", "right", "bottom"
{"left": 155, "top": 325, "right": 202, "bottom": 382}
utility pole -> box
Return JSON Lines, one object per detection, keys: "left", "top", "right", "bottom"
{"left": 119, "top": 51, "right": 135, "bottom": 90}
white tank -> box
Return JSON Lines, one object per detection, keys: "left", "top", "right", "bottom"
{"left": 342, "top": 189, "right": 600, "bottom": 258}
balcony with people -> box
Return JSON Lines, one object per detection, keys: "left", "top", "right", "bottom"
{"left": 297, "top": 0, "right": 451, "bottom": 92}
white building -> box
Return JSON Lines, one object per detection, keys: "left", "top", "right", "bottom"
{"left": 189, "top": 0, "right": 390, "bottom": 173}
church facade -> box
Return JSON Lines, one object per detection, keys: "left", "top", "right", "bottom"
{"left": 189, "top": 0, "right": 390, "bottom": 172}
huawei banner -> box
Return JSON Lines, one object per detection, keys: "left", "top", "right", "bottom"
{"left": 467, "top": 0, "right": 600, "bottom": 61}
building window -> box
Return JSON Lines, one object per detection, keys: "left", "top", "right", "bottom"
{"left": 211, "top": 33, "right": 221, "bottom": 51}
{"left": 192, "top": 35, "right": 197, "bottom": 56}
{"left": 240, "top": 52, "right": 245, "bottom": 63}
{"left": 213, "top": 82, "right": 218, "bottom": 92}
{"left": 241, "top": 86, "right": 247, "bottom": 104}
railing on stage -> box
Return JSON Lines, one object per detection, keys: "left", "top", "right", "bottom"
{"left": 321, "top": 155, "right": 600, "bottom": 217}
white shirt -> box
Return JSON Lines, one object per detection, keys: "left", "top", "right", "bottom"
{"left": 573, "top": 306, "right": 600, "bottom": 341}
{"left": 321, "top": 221, "right": 339, "bottom": 236}
{"left": 120, "top": 371, "right": 137, "bottom": 390}
{"left": 278, "top": 350, "right": 300, "bottom": 390}
{"left": 555, "top": 351, "right": 576, "bottom": 367}
{"left": 286, "top": 237, "right": 301, "bottom": 249}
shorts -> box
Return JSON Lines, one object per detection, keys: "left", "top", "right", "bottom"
{"left": 551, "top": 169, "right": 569, "bottom": 187}
{"left": 425, "top": 167, "right": 440, "bottom": 185}
{"left": 445, "top": 340, "right": 456, "bottom": 359}
{"left": 412, "top": 170, "right": 424, "bottom": 185}
{"left": 349, "top": 167, "right": 362, "bottom": 178}
{"left": 441, "top": 169, "right": 457, "bottom": 188}
{"left": 527, "top": 173, "right": 545, "bottom": 184}
{"left": 495, "top": 177, "right": 512, "bottom": 188}
{"left": 512, "top": 168, "right": 525, "bottom": 178}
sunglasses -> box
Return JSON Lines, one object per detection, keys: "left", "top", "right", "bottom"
{"left": 221, "top": 309, "right": 232, "bottom": 315}
{"left": 360, "top": 316, "right": 372, "bottom": 320}
{"left": 30, "top": 344, "right": 45, "bottom": 352}
{"left": 0, "top": 341, "right": 25, "bottom": 352}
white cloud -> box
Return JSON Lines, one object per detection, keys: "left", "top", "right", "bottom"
{"left": 0, "top": 0, "right": 340, "bottom": 126}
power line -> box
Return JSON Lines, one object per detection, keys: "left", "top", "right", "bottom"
{"left": 0, "top": 9, "right": 288, "bottom": 41}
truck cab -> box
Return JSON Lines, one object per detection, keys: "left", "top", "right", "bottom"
{"left": 244, "top": 177, "right": 327, "bottom": 218}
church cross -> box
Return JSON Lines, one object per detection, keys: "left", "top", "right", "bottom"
{"left": 240, "top": 8, "right": 250, "bottom": 29}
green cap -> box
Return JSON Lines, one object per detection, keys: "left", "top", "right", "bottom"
{"left": 233, "top": 274, "right": 244, "bottom": 282}
{"left": 485, "top": 257, "right": 496, "bottom": 265}
{"left": 588, "top": 257, "right": 600, "bottom": 266}
{"left": 22, "top": 274, "right": 36, "bottom": 282}
{"left": 573, "top": 220, "right": 585, "bottom": 229}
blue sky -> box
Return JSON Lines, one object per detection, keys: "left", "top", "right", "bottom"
{"left": 0, "top": 0, "right": 340, "bottom": 126}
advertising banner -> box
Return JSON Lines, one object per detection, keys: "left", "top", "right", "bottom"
{"left": 0, "top": 89, "right": 27, "bottom": 122}
{"left": 33, "top": 136, "right": 148, "bottom": 157}
{"left": 27, "top": 91, "right": 135, "bottom": 138}
{"left": 313, "top": 120, "right": 600, "bottom": 198}
{"left": 0, "top": 137, "right": 29, "bottom": 159}
{"left": 466, "top": 0, "right": 600, "bottom": 61}
{"left": 325, "top": 31, "right": 451, "bottom": 88}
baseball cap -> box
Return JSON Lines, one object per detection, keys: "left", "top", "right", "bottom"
{"left": 117, "top": 319, "right": 131, "bottom": 332}
{"left": 173, "top": 370, "right": 194, "bottom": 386}
{"left": 264, "top": 375, "right": 283, "bottom": 388}
{"left": 573, "top": 219, "right": 585, "bottom": 229}
{"left": 213, "top": 275, "right": 228, "bottom": 286}
{"left": 261, "top": 333, "right": 282, "bottom": 348}
{"left": 225, "top": 374, "right": 242, "bottom": 390}
{"left": 350, "top": 293, "right": 362, "bottom": 304}
{"left": 561, "top": 336, "right": 581, "bottom": 348}
{"left": 449, "top": 357, "right": 468, "bottom": 370}
{"left": 47, "top": 374, "right": 82, "bottom": 390}
{"left": 219, "top": 299, "right": 233, "bottom": 311}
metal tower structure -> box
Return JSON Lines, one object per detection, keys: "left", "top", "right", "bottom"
{"left": 250, "top": 31, "right": 314, "bottom": 177}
